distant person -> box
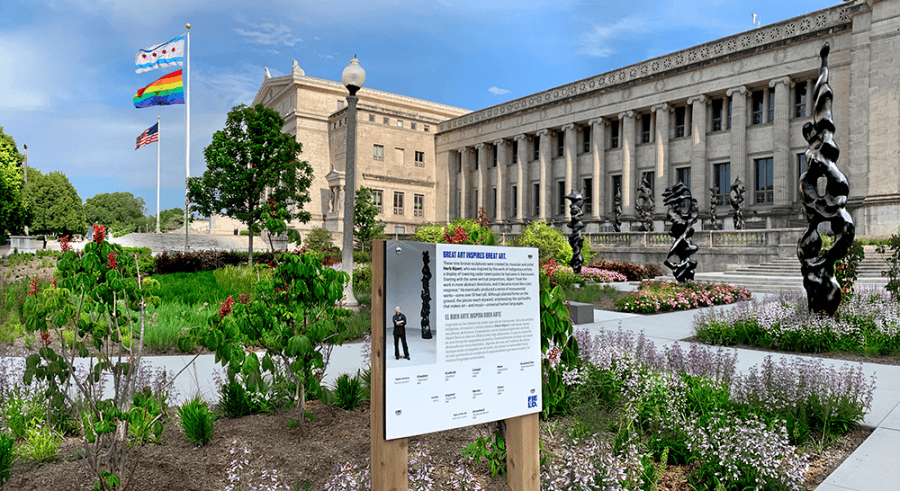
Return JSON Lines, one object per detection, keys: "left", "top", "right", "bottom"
{"left": 392, "top": 306, "right": 410, "bottom": 360}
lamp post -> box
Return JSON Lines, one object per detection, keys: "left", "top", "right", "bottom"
{"left": 341, "top": 56, "right": 365, "bottom": 308}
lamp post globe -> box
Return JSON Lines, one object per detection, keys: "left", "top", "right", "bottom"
{"left": 341, "top": 56, "right": 365, "bottom": 308}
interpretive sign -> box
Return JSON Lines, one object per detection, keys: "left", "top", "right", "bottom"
{"left": 382, "top": 241, "right": 541, "bottom": 440}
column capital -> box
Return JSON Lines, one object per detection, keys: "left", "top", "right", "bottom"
{"left": 588, "top": 117, "right": 604, "bottom": 126}
{"left": 686, "top": 95, "right": 708, "bottom": 105}
{"left": 457, "top": 147, "right": 468, "bottom": 154}
{"left": 536, "top": 129, "right": 550, "bottom": 137}
{"left": 493, "top": 138, "right": 505, "bottom": 147}
{"left": 769, "top": 76, "right": 791, "bottom": 88}
{"left": 726, "top": 86, "right": 747, "bottom": 97}
{"left": 617, "top": 110, "right": 634, "bottom": 120}
{"left": 474, "top": 142, "right": 485, "bottom": 150}
{"left": 514, "top": 133, "right": 528, "bottom": 142}
{"left": 650, "top": 103, "right": 669, "bottom": 113}
{"left": 561, "top": 123, "right": 575, "bottom": 131}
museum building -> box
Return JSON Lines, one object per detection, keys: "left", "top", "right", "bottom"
{"left": 436, "top": 0, "right": 900, "bottom": 236}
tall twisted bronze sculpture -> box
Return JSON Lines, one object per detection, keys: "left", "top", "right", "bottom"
{"left": 798, "top": 42, "right": 854, "bottom": 317}
{"left": 636, "top": 176, "right": 655, "bottom": 231}
{"left": 565, "top": 188, "right": 586, "bottom": 274}
{"left": 420, "top": 250, "right": 433, "bottom": 339}
{"left": 708, "top": 186, "right": 721, "bottom": 230}
{"left": 730, "top": 177, "right": 745, "bottom": 230}
{"left": 611, "top": 186, "right": 622, "bottom": 232}
{"left": 662, "top": 182, "right": 699, "bottom": 283}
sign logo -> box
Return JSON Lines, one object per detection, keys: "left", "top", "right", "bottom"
{"left": 527, "top": 395, "right": 537, "bottom": 408}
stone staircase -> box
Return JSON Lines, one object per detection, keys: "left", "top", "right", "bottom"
{"left": 662, "top": 246, "right": 892, "bottom": 294}
{"left": 110, "top": 231, "right": 256, "bottom": 254}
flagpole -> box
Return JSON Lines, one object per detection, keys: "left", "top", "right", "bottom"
{"left": 184, "top": 23, "right": 191, "bottom": 250}
{"left": 157, "top": 115, "right": 161, "bottom": 233}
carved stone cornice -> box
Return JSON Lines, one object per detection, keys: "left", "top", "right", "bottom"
{"left": 617, "top": 110, "right": 635, "bottom": 120}
{"left": 726, "top": 86, "right": 747, "bottom": 97}
{"left": 650, "top": 103, "right": 669, "bottom": 113}
{"left": 686, "top": 95, "right": 708, "bottom": 105}
{"left": 769, "top": 76, "right": 792, "bottom": 88}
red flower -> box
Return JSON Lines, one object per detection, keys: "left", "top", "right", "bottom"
{"left": 219, "top": 295, "right": 235, "bottom": 319}
{"left": 51, "top": 279, "right": 58, "bottom": 288}
{"left": 27, "top": 278, "right": 40, "bottom": 296}
{"left": 59, "top": 235, "right": 72, "bottom": 253}
{"left": 107, "top": 252, "right": 118, "bottom": 270}
{"left": 238, "top": 294, "right": 251, "bottom": 304}
{"left": 92, "top": 224, "right": 106, "bottom": 244}
{"left": 39, "top": 331, "right": 52, "bottom": 348}
{"left": 442, "top": 226, "right": 470, "bottom": 244}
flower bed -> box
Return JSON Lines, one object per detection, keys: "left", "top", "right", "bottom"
{"left": 614, "top": 280, "right": 751, "bottom": 313}
{"left": 694, "top": 285, "right": 900, "bottom": 354}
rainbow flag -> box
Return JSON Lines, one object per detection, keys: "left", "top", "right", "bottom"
{"left": 133, "top": 70, "right": 184, "bottom": 108}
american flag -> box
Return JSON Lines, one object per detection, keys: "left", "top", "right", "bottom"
{"left": 135, "top": 123, "right": 159, "bottom": 150}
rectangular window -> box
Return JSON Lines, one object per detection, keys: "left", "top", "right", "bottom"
{"left": 491, "top": 188, "right": 497, "bottom": 218}
{"left": 415, "top": 151, "right": 425, "bottom": 167}
{"left": 713, "top": 163, "right": 731, "bottom": 205}
{"left": 676, "top": 167, "right": 691, "bottom": 188}
{"left": 610, "top": 120, "right": 620, "bottom": 148}
{"left": 798, "top": 152, "right": 808, "bottom": 177}
{"left": 727, "top": 97, "right": 733, "bottom": 129}
{"left": 414, "top": 194, "right": 424, "bottom": 217}
{"left": 712, "top": 99, "right": 723, "bottom": 131}
{"left": 512, "top": 141, "right": 518, "bottom": 163}
{"left": 383, "top": 117, "right": 389, "bottom": 125}
{"left": 394, "top": 147, "right": 405, "bottom": 166}
{"left": 768, "top": 91, "right": 775, "bottom": 123}
{"left": 795, "top": 83, "right": 807, "bottom": 118}
{"left": 368, "top": 114, "right": 375, "bottom": 122}
{"left": 611, "top": 175, "right": 622, "bottom": 209}
{"left": 533, "top": 183, "right": 541, "bottom": 216}
{"left": 474, "top": 149, "right": 479, "bottom": 170}
{"left": 582, "top": 128, "right": 591, "bottom": 153}
{"left": 751, "top": 91, "right": 764, "bottom": 125}
{"left": 373, "top": 144, "right": 384, "bottom": 161}
{"left": 675, "top": 107, "right": 686, "bottom": 138}
{"left": 492, "top": 145, "right": 498, "bottom": 167}
{"left": 397, "top": 120, "right": 403, "bottom": 128}
{"left": 337, "top": 100, "right": 344, "bottom": 109}
{"left": 557, "top": 131, "right": 564, "bottom": 157}
{"left": 558, "top": 181, "right": 566, "bottom": 215}
{"left": 641, "top": 114, "right": 651, "bottom": 143}
{"left": 754, "top": 157, "right": 774, "bottom": 204}
{"left": 410, "top": 122, "right": 417, "bottom": 130}
{"left": 393, "top": 192, "right": 404, "bottom": 215}
{"left": 511, "top": 185, "right": 518, "bottom": 217}
{"left": 583, "top": 178, "right": 593, "bottom": 213}
{"left": 533, "top": 138, "right": 540, "bottom": 160}
{"left": 424, "top": 125, "right": 430, "bottom": 132}
{"left": 373, "top": 189, "right": 383, "bottom": 213}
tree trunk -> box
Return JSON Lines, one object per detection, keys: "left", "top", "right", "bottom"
{"left": 248, "top": 226, "right": 254, "bottom": 266}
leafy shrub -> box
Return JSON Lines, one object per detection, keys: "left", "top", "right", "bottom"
{"left": 305, "top": 227, "right": 334, "bottom": 253}
{"left": 352, "top": 263, "right": 371, "bottom": 295}
{"left": 0, "top": 433, "right": 14, "bottom": 484}
{"left": 121, "top": 246, "right": 154, "bottom": 274}
{"left": 17, "top": 422, "right": 62, "bottom": 464}
{"left": 219, "top": 378, "right": 257, "bottom": 418}
{"left": 835, "top": 239, "right": 865, "bottom": 295}
{"left": 589, "top": 259, "right": 655, "bottom": 281}
{"left": 128, "top": 387, "right": 166, "bottom": 445}
{"left": 578, "top": 267, "right": 627, "bottom": 283}
{"left": 153, "top": 250, "right": 281, "bottom": 275}
{"left": 462, "top": 434, "right": 507, "bottom": 480}
{"left": 412, "top": 223, "right": 445, "bottom": 243}
{"left": 178, "top": 397, "right": 215, "bottom": 446}
{"left": 516, "top": 221, "right": 571, "bottom": 263}
{"left": 352, "top": 250, "right": 371, "bottom": 264}
{"left": 414, "top": 218, "right": 497, "bottom": 245}
{"left": 876, "top": 234, "right": 900, "bottom": 300}
{"left": 643, "top": 262, "right": 665, "bottom": 278}
{"left": 330, "top": 372, "right": 365, "bottom": 410}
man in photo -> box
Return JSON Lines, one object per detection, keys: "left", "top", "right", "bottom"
{"left": 393, "top": 306, "right": 410, "bottom": 360}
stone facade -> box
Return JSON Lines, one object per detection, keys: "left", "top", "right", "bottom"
{"left": 437, "top": 0, "right": 900, "bottom": 236}
{"left": 210, "top": 65, "right": 469, "bottom": 238}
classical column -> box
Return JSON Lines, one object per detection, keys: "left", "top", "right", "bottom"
{"left": 687, "top": 95, "right": 708, "bottom": 211}
{"left": 589, "top": 118, "right": 605, "bottom": 221}
{"left": 562, "top": 123, "right": 576, "bottom": 219}
{"left": 652, "top": 103, "right": 670, "bottom": 210}
{"left": 494, "top": 138, "right": 507, "bottom": 222}
{"left": 771, "top": 77, "right": 791, "bottom": 208}
{"left": 537, "top": 129, "right": 551, "bottom": 222}
{"left": 475, "top": 143, "right": 487, "bottom": 217}
{"left": 458, "top": 148, "right": 469, "bottom": 219}
{"left": 727, "top": 86, "right": 748, "bottom": 196}
{"left": 805, "top": 79, "right": 814, "bottom": 118}
{"left": 619, "top": 111, "right": 636, "bottom": 218}
{"left": 514, "top": 134, "right": 527, "bottom": 222}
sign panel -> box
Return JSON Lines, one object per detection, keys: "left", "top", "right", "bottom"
{"left": 383, "top": 241, "right": 541, "bottom": 440}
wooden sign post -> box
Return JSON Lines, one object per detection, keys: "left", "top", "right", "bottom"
{"left": 370, "top": 239, "right": 540, "bottom": 491}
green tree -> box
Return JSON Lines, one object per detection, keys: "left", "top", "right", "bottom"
{"left": 188, "top": 103, "right": 312, "bottom": 265}
{"left": 22, "top": 169, "right": 86, "bottom": 236}
{"left": 353, "top": 187, "right": 384, "bottom": 252}
{"left": 0, "top": 126, "right": 28, "bottom": 234}
{"left": 516, "top": 221, "right": 572, "bottom": 263}
{"left": 155, "top": 207, "right": 188, "bottom": 232}
{"left": 83, "top": 192, "right": 148, "bottom": 232}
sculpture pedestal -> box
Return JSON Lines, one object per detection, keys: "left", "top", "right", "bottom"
{"left": 566, "top": 302, "right": 594, "bottom": 325}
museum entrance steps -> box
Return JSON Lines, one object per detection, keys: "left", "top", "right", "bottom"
{"left": 657, "top": 247, "right": 891, "bottom": 294}
{"left": 111, "top": 232, "right": 251, "bottom": 254}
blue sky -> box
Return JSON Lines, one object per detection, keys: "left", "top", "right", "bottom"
{"left": 0, "top": 0, "right": 836, "bottom": 217}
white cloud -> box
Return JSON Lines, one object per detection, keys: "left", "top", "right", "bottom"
{"left": 579, "top": 15, "right": 656, "bottom": 58}
{"left": 488, "top": 86, "right": 510, "bottom": 95}
{"left": 234, "top": 22, "right": 302, "bottom": 47}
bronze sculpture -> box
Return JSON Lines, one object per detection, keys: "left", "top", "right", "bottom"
{"left": 708, "top": 186, "right": 720, "bottom": 230}
{"left": 636, "top": 176, "right": 655, "bottom": 231}
{"left": 798, "top": 43, "right": 855, "bottom": 317}
{"left": 564, "top": 188, "right": 586, "bottom": 274}
{"left": 730, "top": 177, "right": 745, "bottom": 230}
{"left": 662, "top": 182, "right": 699, "bottom": 283}
{"left": 420, "top": 250, "right": 433, "bottom": 339}
{"left": 611, "top": 186, "right": 622, "bottom": 232}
